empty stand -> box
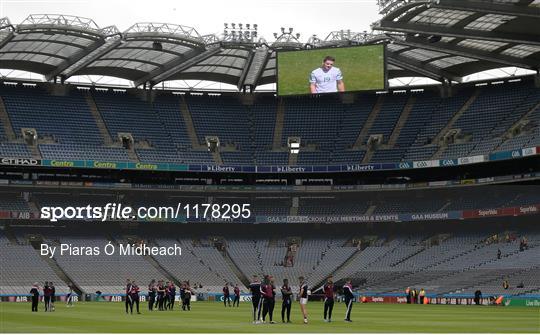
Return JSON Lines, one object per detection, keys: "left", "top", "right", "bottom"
{"left": 0, "top": 81, "right": 538, "bottom": 166}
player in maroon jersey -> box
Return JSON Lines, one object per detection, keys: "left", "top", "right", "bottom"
{"left": 323, "top": 278, "right": 335, "bottom": 322}
{"left": 233, "top": 284, "right": 240, "bottom": 307}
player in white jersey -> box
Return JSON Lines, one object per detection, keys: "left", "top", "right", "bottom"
{"left": 309, "top": 56, "right": 345, "bottom": 94}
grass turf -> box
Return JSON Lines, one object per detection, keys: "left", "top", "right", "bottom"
{"left": 277, "top": 45, "right": 385, "bottom": 96}
{"left": 1, "top": 301, "right": 539, "bottom": 333}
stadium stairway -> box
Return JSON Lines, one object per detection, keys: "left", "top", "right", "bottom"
{"left": 432, "top": 88, "right": 480, "bottom": 145}
{"left": 362, "top": 238, "right": 404, "bottom": 270}
{"left": 121, "top": 236, "right": 182, "bottom": 287}
{"left": 142, "top": 249, "right": 182, "bottom": 287}
{"left": 29, "top": 237, "right": 83, "bottom": 296}
{"left": 361, "top": 145, "right": 376, "bottom": 164}
{"left": 288, "top": 151, "right": 298, "bottom": 165}
{"left": 84, "top": 92, "right": 113, "bottom": 146}
{"left": 220, "top": 243, "right": 250, "bottom": 287}
{"left": 353, "top": 95, "right": 384, "bottom": 149}
{"left": 389, "top": 242, "right": 427, "bottom": 267}
{"left": 2, "top": 225, "right": 19, "bottom": 244}
{"left": 365, "top": 204, "right": 377, "bottom": 216}
{"left": 290, "top": 198, "right": 299, "bottom": 216}
{"left": 125, "top": 146, "right": 140, "bottom": 163}
{"left": 212, "top": 151, "right": 224, "bottom": 165}
{"left": 314, "top": 246, "right": 364, "bottom": 289}
{"left": 387, "top": 96, "right": 416, "bottom": 148}
{"left": 29, "top": 142, "right": 42, "bottom": 160}
{"left": 179, "top": 95, "right": 206, "bottom": 150}
{"left": 430, "top": 89, "right": 480, "bottom": 159}
{"left": 437, "top": 201, "right": 452, "bottom": 212}
{"left": 498, "top": 101, "right": 540, "bottom": 144}
{"left": 272, "top": 99, "right": 285, "bottom": 150}
{"left": 0, "top": 96, "right": 16, "bottom": 141}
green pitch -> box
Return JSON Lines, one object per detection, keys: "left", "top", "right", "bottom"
{"left": 1, "top": 301, "right": 538, "bottom": 333}
{"left": 277, "top": 45, "right": 385, "bottom": 96}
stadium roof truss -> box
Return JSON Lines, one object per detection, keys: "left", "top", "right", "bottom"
{"left": 0, "top": 4, "right": 539, "bottom": 90}
{"left": 373, "top": 0, "right": 540, "bottom": 83}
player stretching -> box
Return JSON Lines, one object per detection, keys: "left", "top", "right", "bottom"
{"left": 249, "top": 275, "right": 262, "bottom": 324}
{"left": 343, "top": 279, "right": 354, "bottom": 322}
{"left": 323, "top": 278, "right": 335, "bottom": 322}
{"left": 298, "top": 276, "right": 309, "bottom": 324}
{"left": 66, "top": 283, "right": 75, "bottom": 308}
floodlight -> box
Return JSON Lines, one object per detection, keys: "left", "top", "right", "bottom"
{"left": 273, "top": 32, "right": 278, "bottom": 38}
{"left": 289, "top": 27, "right": 293, "bottom": 33}
{"left": 281, "top": 27, "right": 285, "bottom": 33}
{"left": 246, "top": 24, "right": 250, "bottom": 29}
{"left": 224, "top": 23, "right": 228, "bottom": 28}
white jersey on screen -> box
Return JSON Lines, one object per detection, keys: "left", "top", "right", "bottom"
{"left": 309, "top": 67, "right": 343, "bottom": 93}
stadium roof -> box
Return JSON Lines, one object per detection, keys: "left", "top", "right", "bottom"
{"left": 374, "top": 0, "right": 540, "bottom": 83}
{"left": 0, "top": 1, "right": 539, "bottom": 90}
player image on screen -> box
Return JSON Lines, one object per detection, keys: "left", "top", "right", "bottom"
{"left": 277, "top": 44, "right": 385, "bottom": 96}
{"left": 309, "top": 56, "right": 345, "bottom": 94}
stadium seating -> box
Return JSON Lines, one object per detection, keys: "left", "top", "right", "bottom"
{"left": 0, "top": 232, "right": 68, "bottom": 295}
{"left": 2, "top": 231, "right": 537, "bottom": 296}
{"left": 46, "top": 235, "right": 164, "bottom": 294}
{"left": 0, "top": 80, "right": 538, "bottom": 166}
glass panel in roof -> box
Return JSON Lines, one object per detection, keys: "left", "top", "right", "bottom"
{"left": 501, "top": 44, "right": 540, "bottom": 58}
{"left": 387, "top": 43, "right": 408, "bottom": 51}
{"left": 457, "top": 39, "right": 507, "bottom": 52}
{"left": 410, "top": 8, "right": 474, "bottom": 26}
{"left": 430, "top": 56, "right": 477, "bottom": 68}
{"left": 400, "top": 49, "right": 448, "bottom": 62}
{"left": 464, "top": 14, "right": 516, "bottom": 31}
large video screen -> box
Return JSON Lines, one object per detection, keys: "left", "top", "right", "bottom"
{"left": 277, "top": 44, "right": 386, "bottom": 96}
